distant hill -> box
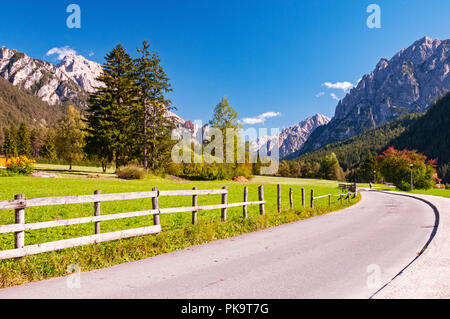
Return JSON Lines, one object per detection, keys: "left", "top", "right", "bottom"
{"left": 291, "top": 114, "right": 420, "bottom": 171}
{"left": 0, "top": 77, "right": 64, "bottom": 128}
{"left": 392, "top": 92, "right": 450, "bottom": 165}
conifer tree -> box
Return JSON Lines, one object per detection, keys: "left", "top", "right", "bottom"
{"left": 85, "top": 44, "right": 138, "bottom": 169}
{"left": 3, "top": 125, "right": 18, "bottom": 158}
{"left": 40, "top": 128, "right": 57, "bottom": 160}
{"left": 135, "top": 41, "right": 175, "bottom": 171}
{"left": 17, "top": 123, "right": 32, "bottom": 157}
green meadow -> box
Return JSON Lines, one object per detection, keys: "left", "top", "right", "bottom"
{"left": 0, "top": 165, "right": 360, "bottom": 288}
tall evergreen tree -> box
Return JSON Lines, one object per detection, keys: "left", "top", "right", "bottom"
{"left": 85, "top": 44, "right": 138, "bottom": 169}
{"left": 135, "top": 41, "right": 175, "bottom": 171}
{"left": 40, "top": 128, "right": 57, "bottom": 160}
{"left": 17, "top": 123, "right": 32, "bottom": 157}
{"left": 359, "top": 151, "right": 378, "bottom": 182}
{"left": 3, "top": 125, "right": 18, "bottom": 158}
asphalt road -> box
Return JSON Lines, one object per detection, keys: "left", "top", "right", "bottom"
{"left": 0, "top": 189, "right": 437, "bottom": 299}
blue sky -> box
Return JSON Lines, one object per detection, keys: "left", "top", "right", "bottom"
{"left": 2, "top": 0, "right": 450, "bottom": 130}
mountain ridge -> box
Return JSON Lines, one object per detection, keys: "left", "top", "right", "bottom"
{"left": 298, "top": 36, "right": 450, "bottom": 156}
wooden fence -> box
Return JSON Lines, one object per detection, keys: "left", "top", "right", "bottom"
{"left": 0, "top": 184, "right": 358, "bottom": 260}
{"left": 275, "top": 185, "right": 357, "bottom": 211}
{"left": 338, "top": 183, "right": 358, "bottom": 193}
{"left": 0, "top": 186, "right": 266, "bottom": 260}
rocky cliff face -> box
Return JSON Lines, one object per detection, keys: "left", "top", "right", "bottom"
{"left": 300, "top": 36, "right": 450, "bottom": 155}
{"left": 254, "top": 113, "right": 330, "bottom": 158}
{"left": 56, "top": 54, "right": 103, "bottom": 93}
{"left": 0, "top": 46, "right": 90, "bottom": 107}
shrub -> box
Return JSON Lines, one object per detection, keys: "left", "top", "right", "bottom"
{"left": 116, "top": 165, "right": 147, "bottom": 180}
{"left": 5, "top": 156, "right": 35, "bottom": 176}
{"left": 378, "top": 147, "right": 436, "bottom": 191}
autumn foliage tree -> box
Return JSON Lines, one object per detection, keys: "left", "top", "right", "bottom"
{"left": 378, "top": 147, "right": 436, "bottom": 191}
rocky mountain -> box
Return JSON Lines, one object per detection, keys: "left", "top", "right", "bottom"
{"left": 0, "top": 46, "right": 90, "bottom": 107}
{"left": 299, "top": 36, "right": 450, "bottom": 156}
{"left": 0, "top": 77, "right": 64, "bottom": 128}
{"left": 56, "top": 54, "right": 103, "bottom": 93}
{"left": 0, "top": 45, "right": 187, "bottom": 125}
{"left": 254, "top": 113, "right": 330, "bottom": 158}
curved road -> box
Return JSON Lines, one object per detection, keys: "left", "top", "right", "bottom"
{"left": 0, "top": 190, "right": 437, "bottom": 299}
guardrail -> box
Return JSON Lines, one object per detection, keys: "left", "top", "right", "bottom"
{"left": 0, "top": 186, "right": 266, "bottom": 260}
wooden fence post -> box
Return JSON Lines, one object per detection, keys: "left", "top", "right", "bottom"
{"left": 243, "top": 187, "right": 248, "bottom": 219}
{"left": 310, "top": 189, "right": 314, "bottom": 209}
{"left": 221, "top": 186, "right": 228, "bottom": 222}
{"left": 340, "top": 194, "right": 343, "bottom": 205}
{"left": 328, "top": 194, "right": 331, "bottom": 209}
{"left": 94, "top": 190, "right": 101, "bottom": 234}
{"left": 258, "top": 185, "right": 265, "bottom": 216}
{"left": 277, "top": 184, "right": 281, "bottom": 213}
{"left": 289, "top": 188, "right": 293, "bottom": 210}
{"left": 192, "top": 187, "right": 198, "bottom": 225}
{"left": 152, "top": 187, "right": 160, "bottom": 226}
{"left": 14, "top": 194, "right": 25, "bottom": 249}
{"left": 348, "top": 193, "right": 351, "bottom": 203}
{"left": 302, "top": 188, "right": 305, "bottom": 208}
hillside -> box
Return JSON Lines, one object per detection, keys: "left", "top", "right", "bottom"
{"left": 0, "top": 77, "right": 64, "bottom": 128}
{"left": 300, "top": 36, "right": 450, "bottom": 155}
{"left": 291, "top": 114, "right": 420, "bottom": 171}
{"left": 392, "top": 92, "right": 450, "bottom": 165}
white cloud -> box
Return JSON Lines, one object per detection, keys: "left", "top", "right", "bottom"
{"left": 330, "top": 93, "right": 340, "bottom": 101}
{"left": 46, "top": 46, "right": 77, "bottom": 60}
{"left": 88, "top": 51, "right": 94, "bottom": 57}
{"left": 241, "top": 112, "right": 281, "bottom": 125}
{"left": 315, "top": 92, "right": 325, "bottom": 98}
{"left": 323, "top": 81, "right": 354, "bottom": 92}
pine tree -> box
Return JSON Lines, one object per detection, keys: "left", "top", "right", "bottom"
{"left": 359, "top": 151, "right": 378, "bottom": 182}
{"left": 85, "top": 44, "right": 138, "bottom": 169}
{"left": 135, "top": 41, "right": 175, "bottom": 171}
{"left": 40, "top": 128, "right": 57, "bottom": 160}
{"left": 56, "top": 106, "right": 86, "bottom": 170}
{"left": 17, "top": 123, "right": 32, "bottom": 157}
{"left": 3, "top": 125, "right": 18, "bottom": 158}
{"left": 319, "top": 152, "right": 345, "bottom": 181}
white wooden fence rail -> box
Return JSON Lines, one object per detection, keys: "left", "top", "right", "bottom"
{"left": 0, "top": 186, "right": 266, "bottom": 260}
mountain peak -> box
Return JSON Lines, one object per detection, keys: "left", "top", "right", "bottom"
{"left": 254, "top": 113, "right": 331, "bottom": 158}
{"left": 56, "top": 53, "right": 103, "bottom": 93}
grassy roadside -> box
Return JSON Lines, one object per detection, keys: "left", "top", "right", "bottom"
{"left": 377, "top": 187, "right": 450, "bottom": 198}
{"left": 0, "top": 168, "right": 361, "bottom": 288}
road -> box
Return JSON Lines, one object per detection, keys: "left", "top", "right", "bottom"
{"left": 0, "top": 189, "right": 437, "bottom": 299}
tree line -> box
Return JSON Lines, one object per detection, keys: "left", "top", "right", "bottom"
{"left": 1, "top": 42, "right": 254, "bottom": 180}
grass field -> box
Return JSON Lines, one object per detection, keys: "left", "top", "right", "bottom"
{"left": 0, "top": 165, "right": 360, "bottom": 288}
